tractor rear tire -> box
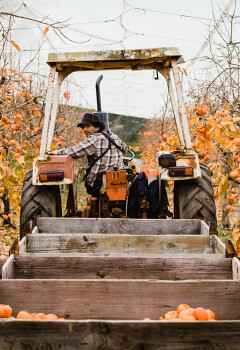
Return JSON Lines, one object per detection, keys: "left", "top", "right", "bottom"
{"left": 20, "top": 170, "right": 62, "bottom": 238}
{"left": 174, "top": 163, "right": 217, "bottom": 234}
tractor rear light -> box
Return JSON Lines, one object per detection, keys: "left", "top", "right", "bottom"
{"left": 39, "top": 171, "right": 64, "bottom": 182}
{"left": 169, "top": 167, "right": 193, "bottom": 177}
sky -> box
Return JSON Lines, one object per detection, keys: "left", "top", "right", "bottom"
{"left": 2, "top": 0, "right": 236, "bottom": 118}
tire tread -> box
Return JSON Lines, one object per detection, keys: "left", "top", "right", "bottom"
{"left": 174, "top": 163, "right": 217, "bottom": 233}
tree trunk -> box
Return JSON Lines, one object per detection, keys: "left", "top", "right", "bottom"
{"left": 221, "top": 192, "right": 230, "bottom": 228}
{"left": 2, "top": 190, "right": 10, "bottom": 225}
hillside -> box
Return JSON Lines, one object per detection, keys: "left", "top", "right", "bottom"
{"left": 58, "top": 104, "right": 147, "bottom": 146}
{"left": 109, "top": 112, "right": 147, "bottom": 146}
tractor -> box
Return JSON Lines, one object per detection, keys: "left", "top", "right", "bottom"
{"left": 19, "top": 47, "right": 217, "bottom": 238}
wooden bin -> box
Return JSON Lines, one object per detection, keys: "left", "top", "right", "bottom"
{"left": 1, "top": 278, "right": 240, "bottom": 349}
{"left": 2, "top": 254, "right": 238, "bottom": 281}
{"left": 36, "top": 217, "right": 210, "bottom": 235}
{"left": 1, "top": 217, "right": 237, "bottom": 349}
{"left": 18, "top": 234, "right": 224, "bottom": 256}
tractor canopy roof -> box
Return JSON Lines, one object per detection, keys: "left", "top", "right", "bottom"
{"left": 47, "top": 47, "right": 183, "bottom": 72}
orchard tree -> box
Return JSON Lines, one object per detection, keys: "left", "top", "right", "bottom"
{"left": 0, "top": 7, "right": 90, "bottom": 230}
{"left": 0, "top": 68, "right": 84, "bottom": 225}
{"left": 139, "top": 100, "right": 240, "bottom": 232}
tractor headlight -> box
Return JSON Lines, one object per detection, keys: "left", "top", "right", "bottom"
{"left": 158, "top": 154, "right": 176, "bottom": 168}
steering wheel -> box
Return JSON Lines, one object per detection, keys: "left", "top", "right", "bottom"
{"left": 123, "top": 149, "right": 135, "bottom": 166}
{"left": 127, "top": 149, "right": 135, "bottom": 162}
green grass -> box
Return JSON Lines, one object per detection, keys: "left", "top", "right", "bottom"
{"left": 217, "top": 227, "right": 232, "bottom": 243}
{"left": 60, "top": 179, "right": 87, "bottom": 216}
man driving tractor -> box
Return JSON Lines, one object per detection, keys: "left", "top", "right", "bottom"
{"left": 50, "top": 112, "right": 128, "bottom": 198}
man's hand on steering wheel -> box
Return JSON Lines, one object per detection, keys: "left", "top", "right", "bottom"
{"left": 46, "top": 150, "right": 59, "bottom": 155}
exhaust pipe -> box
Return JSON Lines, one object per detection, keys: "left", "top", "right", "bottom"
{"left": 96, "top": 75, "right": 103, "bottom": 112}
{"left": 95, "top": 75, "right": 109, "bottom": 130}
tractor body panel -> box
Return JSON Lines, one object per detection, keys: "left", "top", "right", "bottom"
{"left": 33, "top": 155, "right": 75, "bottom": 185}
{"left": 157, "top": 150, "right": 201, "bottom": 181}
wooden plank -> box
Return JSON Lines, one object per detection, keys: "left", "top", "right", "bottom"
{"left": 200, "top": 220, "right": 209, "bottom": 235}
{"left": 1, "top": 320, "right": 240, "bottom": 350}
{"left": 18, "top": 252, "right": 226, "bottom": 259}
{"left": 2, "top": 255, "right": 15, "bottom": 280}
{"left": 12, "top": 256, "right": 232, "bottom": 280}
{"left": 26, "top": 234, "right": 212, "bottom": 255}
{"left": 232, "top": 257, "right": 240, "bottom": 280}
{"left": 37, "top": 218, "right": 206, "bottom": 235}
{"left": 19, "top": 236, "right": 27, "bottom": 254}
{"left": 213, "top": 235, "right": 225, "bottom": 254}
{"left": 0, "top": 280, "right": 240, "bottom": 320}
{"left": 32, "top": 226, "right": 39, "bottom": 234}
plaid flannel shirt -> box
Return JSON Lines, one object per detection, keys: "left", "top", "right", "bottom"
{"left": 57, "top": 131, "right": 128, "bottom": 187}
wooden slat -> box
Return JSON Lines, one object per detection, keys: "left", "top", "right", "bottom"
{"left": 213, "top": 235, "right": 225, "bottom": 254}
{"left": 0, "top": 280, "right": 240, "bottom": 320}
{"left": 10, "top": 256, "right": 232, "bottom": 280}
{"left": 26, "top": 234, "right": 212, "bottom": 255}
{"left": 232, "top": 257, "right": 240, "bottom": 280}
{"left": 1, "top": 320, "right": 240, "bottom": 350}
{"left": 37, "top": 218, "right": 207, "bottom": 235}
{"left": 18, "top": 252, "right": 226, "bottom": 259}
{"left": 32, "top": 226, "right": 39, "bottom": 234}
{"left": 201, "top": 220, "right": 210, "bottom": 235}
{"left": 19, "top": 236, "right": 27, "bottom": 254}
{"left": 2, "top": 255, "right": 15, "bottom": 279}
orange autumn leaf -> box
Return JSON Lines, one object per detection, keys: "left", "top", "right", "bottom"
{"left": 33, "top": 110, "right": 41, "bottom": 117}
{"left": 43, "top": 26, "right": 50, "bottom": 36}
{"left": 10, "top": 40, "right": 20, "bottom": 51}
{"left": 6, "top": 86, "right": 20, "bottom": 91}
{"left": 64, "top": 92, "right": 70, "bottom": 100}
{"left": 18, "top": 72, "right": 27, "bottom": 84}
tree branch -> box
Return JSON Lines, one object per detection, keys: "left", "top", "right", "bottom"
{"left": 0, "top": 11, "right": 90, "bottom": 44}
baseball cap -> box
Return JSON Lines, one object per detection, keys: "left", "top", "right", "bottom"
{"left": 77, "top": 113, "right": 101, "bottom": 128}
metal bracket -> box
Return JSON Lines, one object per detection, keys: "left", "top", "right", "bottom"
{"left": 204, "top": 236, "right": 214, "bottom": 254}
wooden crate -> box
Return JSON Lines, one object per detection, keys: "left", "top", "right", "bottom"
{"left": 1, "top": 276, "right": 240, "bottom": 350}
{"left": 1, "top": 319, "right": 240, "bottom": 350}
{"left": 1, "top": 279, "right": 240, "bottom": 320}
{"left": 19, "top": 234, "right": 224, "bottom": 256}
{"left": 1, "top": 216, "right": 236, "bottom": 349}
{"left": 37, "top": 218, "right": 209, "bottom": 235}
{"left": 2, "top": 254, "right": 235, "bottom": 280}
